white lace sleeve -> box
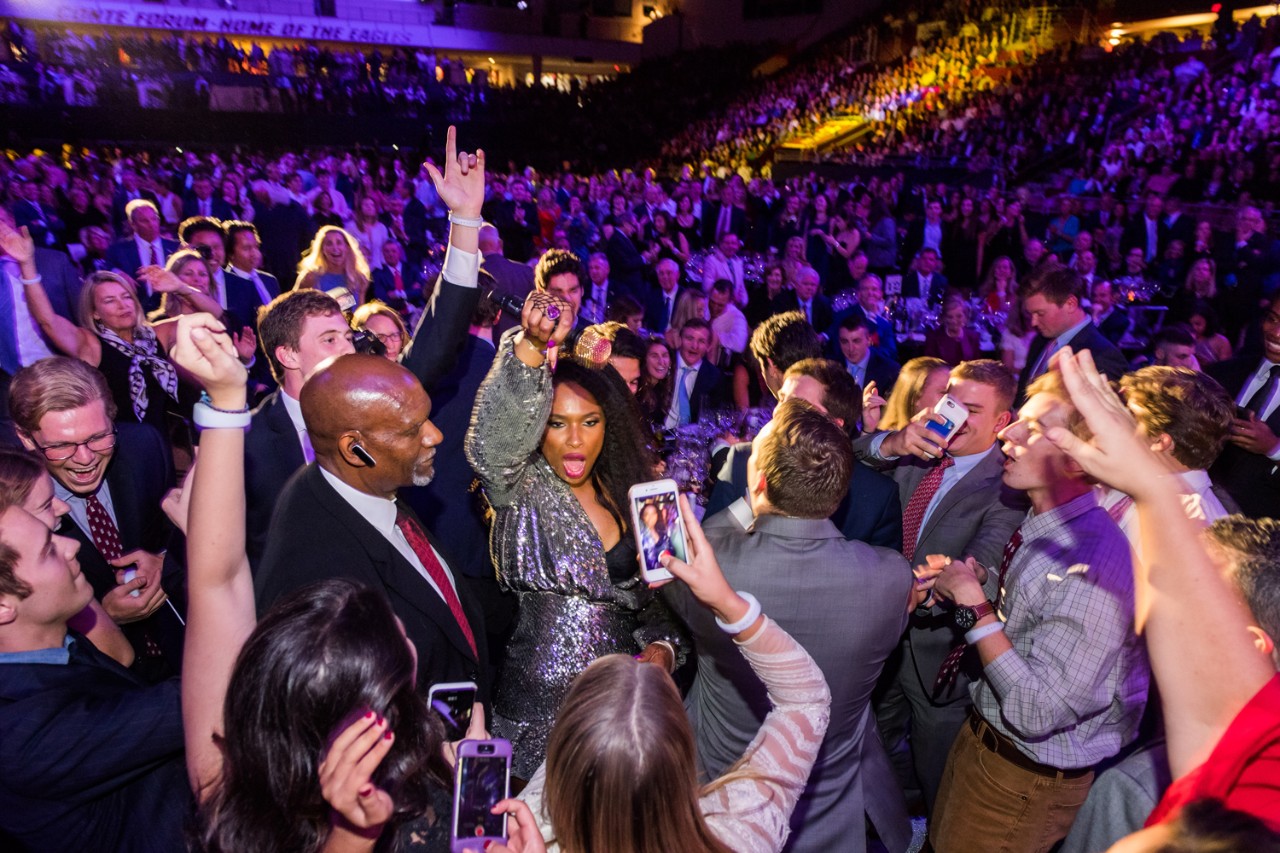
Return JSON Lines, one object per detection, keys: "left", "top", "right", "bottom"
{"left": 700, "top": 617, "right": 832, "bottom": 853}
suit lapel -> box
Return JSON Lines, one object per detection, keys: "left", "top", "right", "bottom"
{"left": 916, "top": 447, "right": 1002, "bottom": 546}
{"left": 309, "top": 470, "right": 478, "bottom": 663}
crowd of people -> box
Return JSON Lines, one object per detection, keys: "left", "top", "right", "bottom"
{"left": 2, "top": 2, "right": 1280, "bottom": 851}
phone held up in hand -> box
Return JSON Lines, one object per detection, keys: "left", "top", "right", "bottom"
{"left": 450, "top": 739, "right": 511, "bottom": 852}
{"left": 925, "top": 394, "right": 970, "bottom": 445}
{"left": 629, "top": 478, "right": 689, "bottom": 584}
{"left": 427, "top": 681, "right": 477, "bottom": 741}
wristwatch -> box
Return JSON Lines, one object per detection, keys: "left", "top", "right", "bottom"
{"left": 952, "top": 600, "right": 996, "bottom": 631}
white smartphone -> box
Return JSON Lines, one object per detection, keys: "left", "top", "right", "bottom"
{"left": 451, "top": 739, "right": 511, "bottom": 852}
{"left": 427, "top": 681, "right": 477, "bottom": 741}
{"left": 925, "top": 394, "right": 970, "bottom": 444}
{"left": 628, "top": 478, "right": 689, "bottom": 584}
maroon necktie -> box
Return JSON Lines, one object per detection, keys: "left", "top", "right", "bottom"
{"left": 84, "top": 494, "right": 123, "bottom": 561}
{"left": 149, "top": 243, "right": 160, "bottom": 267}
{"left": 85, "top": 494, "right": 163, "bottom": 658}
{"left": 1107, "top": 495, "right": 1134, "bottom": 524}
{"left": 395, "top": 509, "right": 477, "bottom": 658}
{"left": 902, "top": 455, "right": 955, "bottom": 562}
{"left": 933, "top": 526, "right": 1023, "bottom": 696}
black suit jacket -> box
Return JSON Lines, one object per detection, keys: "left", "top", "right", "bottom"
{"left": 605, "top": 229, "right": 646, "bottom": 293}
{"left": 1121, "top": 215, "right": 1170, "bottom": 261}
{"left": 771, "top": 290, "right": 834, "bottom": 333}
{"left": 0, "top": 635, "right": 189, "bottom": 852}
{"left": 1095, "top": 307, "right": 1130, "bottom": 345}
{"left": 842, "top": 351, "right": 902, "bottom": 398}
{"left": 1016, "top": 321, "right": 1129, "bottom": 405}
{"left": 480, "top": 252, "right": 535, "bottom": 338}
{"left": 56, "top": 423, "right": 185, "bottom": 681}
{"left": 104, "top": 238, "right": 181, "bottom": 313}
{"left": 223, "top": 267, "right": 280, "bottom": 331}
{"left": 245, "top": 276, "right": 477, "bottom": 570}
{"left": 704, "top": 441, "right": 904, "bottom": 550}
{"left": 644, "top": 286, "right": 689, "bottom": 335}
{"left": 256, "top": 465, "right": 489, "bottom": 697}
{"left": 182, "top": 196, "right": 236, "bottom": 220}
{"left": 1207, "top": 357, "right": 1280, "bottom": 518}
{"left": 700, "top": 202, "right": 747, "bottom": 246}
{"left": 400, "top": 335, "right": 498, "bottom": 580}
{"left": 900, "top": 271, "right": 949, "bottom": 305}
{"left": 685, "top": 359, "right": 726, "bottom": 423}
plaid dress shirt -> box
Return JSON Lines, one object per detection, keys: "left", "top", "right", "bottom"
{"left": 972, "top": 491, "right": 1150, "bottom": 769}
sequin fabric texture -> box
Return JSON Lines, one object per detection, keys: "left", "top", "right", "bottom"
{"left": 466, "top": 332, "right": 687, "bottom": 778}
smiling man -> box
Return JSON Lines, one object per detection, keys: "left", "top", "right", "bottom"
{"left": 0, "top": 504, "right": 189, "bottom": 852}
{"left": 925, "top": 368, "right": 1149, "bottom": 853}
{"left": 663, "top": 318, "right": 724, "bottom": 429}
{"left": 10, "top": 357, "right": 185, "bottom": 681}
{"left": 855, "top": 359, "right": 1025, "bottom": 814}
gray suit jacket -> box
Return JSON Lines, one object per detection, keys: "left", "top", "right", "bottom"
{"left": 854, "top": 441, "right": 1027, "bottom": 705}
{"left": 669, "top": 503, "right": 914, "bottom": 853}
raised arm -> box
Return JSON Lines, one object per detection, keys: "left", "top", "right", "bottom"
{"left": 402, "top": 127, "right": 484, "bottom": 391}
{"left": 1048, "top": 348, "right": 1274, "bottom": 778}
{"left": 464, "top": 291, "right": 572, "bottom": 502}
{"left": 659, "top": 495, "right": 831, "bottom": 852}
{"left": 0, "top": 220, "right": 98, "bottom": 362}
{"left": 135, "top": 265, "right": 226, "bottom": 320}
{"left": 168, "top": 313, "right": 256, "bottom": 799}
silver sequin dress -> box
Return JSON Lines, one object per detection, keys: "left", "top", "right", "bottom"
{"left": 466, "top": 331, "right": 687, "bottom": 778}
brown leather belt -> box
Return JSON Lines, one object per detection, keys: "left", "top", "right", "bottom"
{"left": 968, "top": 711, "right": 1093, "bottom": 780}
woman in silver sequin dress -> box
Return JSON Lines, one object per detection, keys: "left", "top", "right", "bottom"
{"left": 466, "top": 292, "right": 686, "bottom": 778}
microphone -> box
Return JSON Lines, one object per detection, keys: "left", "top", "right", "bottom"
{"left": 485, "top": 289, "right": 563, "bottom": 320}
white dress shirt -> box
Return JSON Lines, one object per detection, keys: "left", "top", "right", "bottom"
{"left": 279, "top": 390, "right": 315, "bottom": 464}
{"left": 318, "top": 466, "right": 459, "bottom": 602}
{"left": 134, "top": 234, "right": 166, "bottom": 270}
{"left": 6, "top": 259, "right": 54, "bottom": 365}
{"left": 229, "top": 263, "right": 275, "bottom": 306}
{"left": 1099, "top": 469, "right": 1228, "bottom": 556}
{"left": 1234, "top": 358, "right": 1280, "bottom": 459}
{"left": 664, "top": 355, "right": 701, "bottom": 430}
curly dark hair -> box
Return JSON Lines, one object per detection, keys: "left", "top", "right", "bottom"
{"left": 197, "top": 579, "right": 449, "bottom": 853}
{"left": 552, "top": 358, "right": 658, "bottom": 534}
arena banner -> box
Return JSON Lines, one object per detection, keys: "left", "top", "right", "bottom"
{"left": 4, "top": 0, "right": 636, "bottom": 55}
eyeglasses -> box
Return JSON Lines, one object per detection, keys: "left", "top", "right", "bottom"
{"left": 29, "top": 428, "right": 118, "bottom": 461}
{"left": 373, "top": 331, "right": 403, "bottom": 344}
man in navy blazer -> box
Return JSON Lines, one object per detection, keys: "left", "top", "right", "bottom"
{"left": 1016, "top": 267, "right": 1129, "bottom": 405}
{"left": 705, "top": 358, "right": 903, "bottom": 550}
{"left": 370, "top": 239, "right": 424, "bottom": 307}
{"left": 104, "top": 200, "right": 179, "bottom": 313}
{"left": 182, "top": 173, "right": 235, "bottom": 221}
{"left": 223, "top": 220, "right": 281, "bottom": 328}
{"left": 835, "top": 315, "right": 901, "bottom": 399}
{"left": 0, "top": 505, "right": 188, "bottom": 852}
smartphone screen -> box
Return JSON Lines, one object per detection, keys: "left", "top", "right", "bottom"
{"left": 632, "top": 487, "right": 687, "bottom": 579}
{"left": 428, "top": 684, "right": 476, "bottom": 741}
{"left": 454, "top": 753, "right": 509, "bottom": 841}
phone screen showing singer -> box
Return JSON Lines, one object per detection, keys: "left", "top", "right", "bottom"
{"left": 634, "top": 491, "right": 687, "bottom": 576}
{"left": 455, "top": 756, "right": 507, "bottom": 839}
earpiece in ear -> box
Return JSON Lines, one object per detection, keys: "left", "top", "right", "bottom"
{"left": 351, "top": 444, "right": 377, "bottom": 467}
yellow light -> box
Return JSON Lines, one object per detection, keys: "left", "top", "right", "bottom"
{"left": 1109, "top": 37, "right": 1121, "bottom": 45}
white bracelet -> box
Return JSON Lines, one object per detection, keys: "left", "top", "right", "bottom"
{"left": 715, "top": 592, "right": 762, "bottom": 634}
{"left": 20, "top": 274, "right": 43, "bottom": 285}
{"left": 448, "top": 213, "right": 484, "bottom": 228}
{"left": 964, "top": 621, "right": 1005, "bottom": 645}
{"left": 192, "top": 401, "right": 252, "bottom": 430}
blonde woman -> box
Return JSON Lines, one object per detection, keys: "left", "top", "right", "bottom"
{"left": 873, "top": 356, "right": 950, "bottom": 432}
{"left": 295, "top": 225, "right": 371, "bottom": 304}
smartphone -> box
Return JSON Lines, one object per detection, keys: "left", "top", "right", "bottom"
{"left": 427, "top": 681, "right": 477, "bottom": 741}
{"left": 451, "top": 739, "right": 511, "bottom": 852}
{"left": 925, "top": 394, "right": 970, "bottom": 444}
{"left": 629, "top": 478, "right": 689, "bottom": 584}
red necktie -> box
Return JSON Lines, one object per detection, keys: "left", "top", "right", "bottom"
{"left": 149, "top": 243, "right": 160, "bottom": 267}
{"left": 85, "top": 494, "right": 123, "bottom": 561}
{"left": 933, "top": 526, "right": 1023, "bottom": 696}
{"left": 395, "top": 509, "right": 477, "bottom": 658}
{"left": 393, "top": 269, "right": 404, "bottom": 293}
{"left": 902, "top": 455, "right": 955, "bottom": 561}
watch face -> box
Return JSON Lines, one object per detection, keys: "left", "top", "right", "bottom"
{"left": 954, "top": 606, "right": 977, "bottom": 631}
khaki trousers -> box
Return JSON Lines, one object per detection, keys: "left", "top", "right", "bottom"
{"left": 929, "top": 717, "right": 1094, "bottom": 853}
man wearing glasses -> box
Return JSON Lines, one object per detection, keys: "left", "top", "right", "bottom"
{"left": 9, "top": 357, "right": 184, "bottom": 682}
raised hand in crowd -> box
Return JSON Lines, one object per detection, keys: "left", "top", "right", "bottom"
{"left": 876, "top": 405, "right": 953, "bottom": 460}
{"left": 862, "top": 379, "right": 886, "bottom": 434}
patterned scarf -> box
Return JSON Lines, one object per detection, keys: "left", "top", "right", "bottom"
{"left": 97, "top": 324, "right": 179, "bottom": 422}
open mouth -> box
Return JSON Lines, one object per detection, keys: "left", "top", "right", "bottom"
{"left": 562, "top": 453, "right": 587, "bottom": 480}
{"left": 64, "top": 462, "right": 102, "bottom": 488}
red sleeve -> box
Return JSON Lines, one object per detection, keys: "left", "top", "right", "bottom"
{"left": 1147, "top": 675, "right": 1280, "bottom": 831}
